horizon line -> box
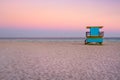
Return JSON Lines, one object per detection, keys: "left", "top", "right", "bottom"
{"left": 0, "top": 37, "right": 120, "bottom": 39}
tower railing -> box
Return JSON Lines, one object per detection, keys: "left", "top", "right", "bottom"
{"left": 86, "top": 31, "right": 104, "bottom": 37}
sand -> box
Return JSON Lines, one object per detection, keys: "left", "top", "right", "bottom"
{"left": 0, "top": 41, "right": 120, "bottom": 80}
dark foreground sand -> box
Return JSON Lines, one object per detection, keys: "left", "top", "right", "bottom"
{"left": 0, "top": 41, "right": 120, "bottom": 80}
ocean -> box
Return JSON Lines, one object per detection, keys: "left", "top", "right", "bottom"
{"left": 0, "top": 37, "right": 120, "bottom": 42}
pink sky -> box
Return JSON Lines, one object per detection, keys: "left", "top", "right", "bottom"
{"left": 0, "top": 0, "right": 120, "bottom": 37}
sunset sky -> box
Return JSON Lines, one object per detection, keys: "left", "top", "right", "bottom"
{"left": 0, "top": 0, "right": 120, "bottom": 37}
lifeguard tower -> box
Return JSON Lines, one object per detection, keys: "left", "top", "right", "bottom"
{"left": 85, "top": 26, "right": 104, "bottom": 45}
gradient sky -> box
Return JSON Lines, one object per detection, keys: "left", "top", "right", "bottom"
{"left": 0, "top": 0, "right": 120, "bottom": 37}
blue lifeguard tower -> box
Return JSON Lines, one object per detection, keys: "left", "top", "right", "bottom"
{"left": 85, "top": 26, "right": 104, "bottom": 45}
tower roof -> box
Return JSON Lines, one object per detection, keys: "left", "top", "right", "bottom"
{"left": 86, "top": 26, "right": 103, "bottom": 28}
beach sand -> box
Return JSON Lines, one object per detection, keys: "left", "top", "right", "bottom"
{"left": 0, "top": 41, "right": 120, "bottom": 80}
